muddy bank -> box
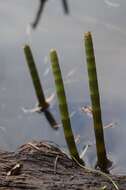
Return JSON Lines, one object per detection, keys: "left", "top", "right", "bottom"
{"left": 0, "top": 140, "right": 125, "bottom": 190}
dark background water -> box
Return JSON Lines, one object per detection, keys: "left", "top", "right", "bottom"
{"left": 0, "top": 0, "right": 126, "bottom": 174}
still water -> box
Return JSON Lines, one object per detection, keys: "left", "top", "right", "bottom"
{"left": 0, "top": 0, "right": 126, "bottom": 175}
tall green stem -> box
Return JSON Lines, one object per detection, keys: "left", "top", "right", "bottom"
{"left": 84, "top": 32, "right": 110, "bottom": 172}
{"left": 24, "top": 45, "right": 49, "bottom": 110}
{"left": 50, "top": 49, "right": 83, "bottom": 164}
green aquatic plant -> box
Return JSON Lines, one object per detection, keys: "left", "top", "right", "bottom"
{"left": 84, "top": 32, "right": 111, "bottom": 172}
{"left": 50, "top": 49, "right": 83, "bottom": 164}
{"left": 24, "top": 45, "right": 49, "bottom": 111}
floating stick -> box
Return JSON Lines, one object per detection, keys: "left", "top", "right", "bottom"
{"left": 31, "top": 0, "right": 47, "bottom": 29}
{"left": 50, "top": 49, "right": 83, "bottom": 164}
{"left": 62, "top": 0, "right": 69, "bottom": 14}
{"left": 32, "top": 0, "right": 69, "bottom": 29}
{"left": 24, "top": 45, "right": 49, "bottom": 111}
{"left": 84, "top": 32, "right": 111, "bottom": 172}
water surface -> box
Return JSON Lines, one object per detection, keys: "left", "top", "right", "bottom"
{"left": 0, "top": 0, "right": 126, "bottom": 175}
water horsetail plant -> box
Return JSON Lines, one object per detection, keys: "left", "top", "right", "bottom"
{"left": 84, "top": 32, "right": 111, "bottom": 172}
{"left": 50, "top": 49, "right": 84, "bottom": 165}
{"left": 24, "top": 45, "right": 49, "bottom": 111}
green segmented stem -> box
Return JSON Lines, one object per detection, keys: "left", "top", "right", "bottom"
{"left": 50, "top": 49, "right": 83, "bottom": 164}
{"left": 24, "top": 45, "right": 49, "bottom": 110}
{"left": 84, "top": 32, "right": 109, "bottom": 172}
